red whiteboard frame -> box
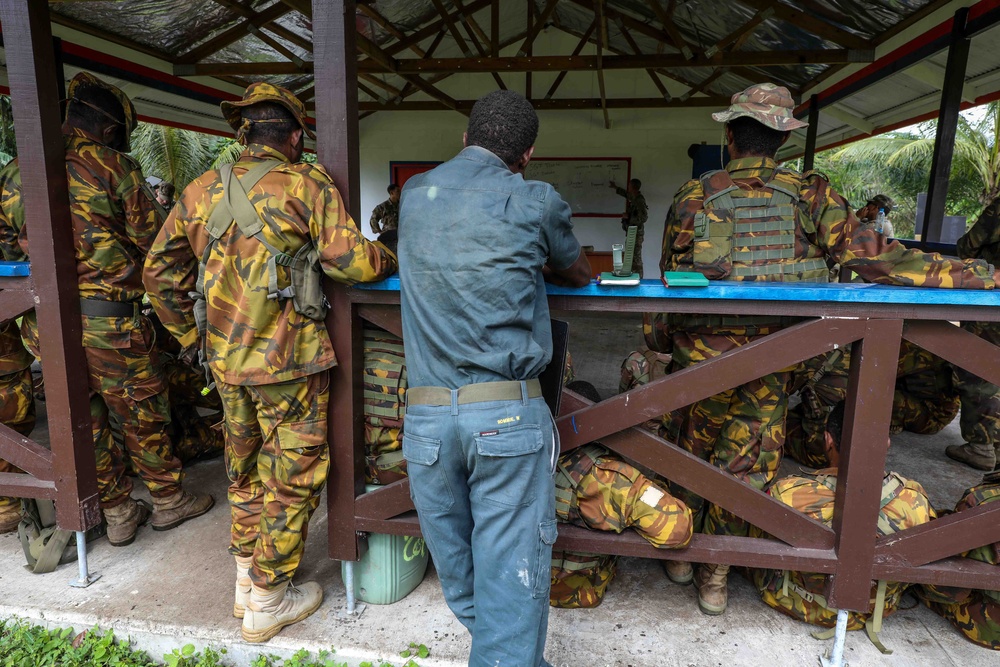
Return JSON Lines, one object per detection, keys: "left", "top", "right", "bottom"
{"left": 531, "top": 156, "right": 631, "bottom": 218}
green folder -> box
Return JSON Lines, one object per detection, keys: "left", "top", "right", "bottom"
{"left": 662, "top": 271, "right": 709, "bottom": 287}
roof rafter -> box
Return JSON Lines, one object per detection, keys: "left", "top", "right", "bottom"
{"left": 176, "top": 1, "right": 292, "bottom": 64}
{"left": 594, "top": 0, "right": 610, "bottom": 129}
{"left": 357, "top": 2, "right": 426, "bottom": 58}
{"left": 618, "top": 20, "right": 670, "bottom": 101}
{"left": 643, "top": 0, "right": 693, "bottom": 60}
{"left": 732, "top": 0, "right": 870, "bottom": 50}
{"left": 545, "top": 20, "right": 597, "bottom": 99}
{"left": 705, "top": 4, "right": 775, "bottom": 58}
{"left": 360, "top": 96, "right": 729, "bottom": 112}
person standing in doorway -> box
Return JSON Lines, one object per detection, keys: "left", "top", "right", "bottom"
{"left": 370, "top": 183, "right": 400, "bottom": 235}
{"left": 609, "top": 177, "right": 648, "bottom": 276}
{"left": 398, "top": 89, "right": 590, "bottom": 667}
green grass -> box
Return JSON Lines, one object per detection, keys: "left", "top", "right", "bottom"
{"left": 0, "top": 619, "right": 425, "bottom": 667}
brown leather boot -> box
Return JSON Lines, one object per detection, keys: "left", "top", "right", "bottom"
{"left": 103, "top": 498, "right": 151, "bottom": 546}
{"left": 0, "top": 501, "right": 21, "bottom": 534}
{"left": 150, "top": 490, "right": 214, "bottom": 531}
{"left": 694, "top": 563, "right": 730, "bottom": 615}
{"left": 242, "top": 580, "right": 324, "bottom": 643}
{"left": 662, "top": 560, "right": 693, "bottom": 585}
{"left": 945, "top": 443, "right": 996, "bottom": 471}
{"left": 234, "top": 555, "right": 253, "bottom": 619}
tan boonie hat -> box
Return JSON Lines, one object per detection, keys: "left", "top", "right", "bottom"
{"left": 66, "top": 72, "right": 138, "bottom": 151}
{"left": 711, "top": 83, "right": 808, "bottom": 131}
{"left": 220, "top": 82, "right": 316, "bottom": 142}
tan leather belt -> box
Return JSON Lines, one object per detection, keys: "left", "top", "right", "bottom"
{"left": 408, "top": 379, "right": 542, "bottom": 406}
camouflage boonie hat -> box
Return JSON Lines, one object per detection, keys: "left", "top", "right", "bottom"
{"left": 866, "top": 194, "right": 895, "bottom": 214}
{"left": 712, "top": 83, "right": 808, "bottom": 131}
{"left": 66, "top": 72, "right": 138, "bottom": 151}
{"left": 221, "top": 82, "right": 316, "bottom": 141}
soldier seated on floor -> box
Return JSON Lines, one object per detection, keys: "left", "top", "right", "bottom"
{"left": 917, "top": 471, "right": 1000, "bottom": 650}
{"left": 784, "top": 340, "right": 959, "bottom": 469}
{"left": 550, "top": 380, "right": 693, "bottom": 608}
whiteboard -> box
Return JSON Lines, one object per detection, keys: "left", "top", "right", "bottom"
{"left": 525, "top": 157, "right": 631, "bottom": 217}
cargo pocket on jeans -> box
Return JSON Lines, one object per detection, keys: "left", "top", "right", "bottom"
{"left": 474, "top": 424, "right": 544, "bottom": 508}
{"left": 532, "top": 520, "right": 558, "bottom": 599}
{"left": 402, "top": 433, "right": 454, "bottom": 512}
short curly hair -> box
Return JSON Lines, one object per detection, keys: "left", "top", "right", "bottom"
{"left": 466, "top": 90, "right": 539, "bottom": 166}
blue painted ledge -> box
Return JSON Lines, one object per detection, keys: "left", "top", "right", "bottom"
{"left": 355, "top": 276, "right": 1000, "bottom": 307}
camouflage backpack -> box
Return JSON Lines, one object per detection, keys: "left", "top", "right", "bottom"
{"left": 750, "top": 469, "right": 935, "bottom": 653}
{"left": 550, "top": 549, "right": 618, "bottom": 609}
{"left": 363, "top": 326, "right": 408, "bottom": 484}
{"left": 918, "top": 471, "right": 1000, "bottom": 650}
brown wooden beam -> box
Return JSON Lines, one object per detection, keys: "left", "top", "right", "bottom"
{"left": 383, "top": 0, "right": 492, "bottom": 56}
{"left": 176, "top": 1, "right": 292, "bottom": 64}
{"left": 594, "top": 0, "right": 610, "bottom": 129}
{"left": 643, "top": 0, "right": 694, "bottom": 59}
{"left": 211, "top": 0, "right": 313, "bottom": 51}
{"left": 359, "top": 95, "right": 730, "bottom": 111}
{"left": 619, "top": 22, "right": 670, "bottom": 101}
{"left": 545, "top": 21, "right": 596, "bottom": 99}
{"left": 359, "top": 73, "right": 404, "bottom": 97}
{"left": 491, "top": 0, "right": 499, "bottom": 56}
{"left": 705, "top": 3, "right": 775, "bottom": 58}
{"left": 449, "top": 0, "right": 506, "bottom": 90}
{"left": 733, "top": 0, "right": 870, "bottom": 50}
{"left": 357, "top": 2, "right": 425, "bottom": 57}
{"left": 49, "top": 12, "right": 174, "bottom": 61}
{"left": 174, "top": 61, "right": 310, "bottom": 76}
{"left": 517, "top": 0, "right": 561, "bottom": 56}
{"left": 680, "top": 67, "right": 727, "bottom": 102}
{"left": 358, "top": 49, "right": 871, "bottom": 74}
{"left": 430, "top": 0, "right": 473, "bottom": 57}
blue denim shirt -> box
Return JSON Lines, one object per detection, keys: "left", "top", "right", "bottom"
{"left": 398, "top": 145, "right": 582, "bottom": 389}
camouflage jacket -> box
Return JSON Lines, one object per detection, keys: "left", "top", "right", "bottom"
{"left": 143, "top": 144, "right": 397, "bottom": 386}
{"left": 0, "top": 321, "right": 32, "bottom": 375}
{"left": 958, "top": 197, "right": 1000, "bottom": 265}
{"left": 370, "top": 198, "right": 398, "bottom": 234}
{"left": 616, "top": 186, "right": 648, "bottom": 228}
{"left": 660, "top": 157, "right": 997, "bottom": 289}
{"left": 0, "top": 127, "right": 161, "bottom": 302}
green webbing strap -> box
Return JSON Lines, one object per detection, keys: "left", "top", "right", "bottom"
{"left": 766, "top": 169, "right": 802, "bottom": 202}
{"left": 733, "top": 219, "right": 796, "bottom": 233}
{"left": 811, "top": 627, "right": 838, "bottom": 641}
{"left": 731, "top": 257, "right": 828, "bottom": 277}
{"left": 732, "top": 248, "right": 795, "bottom": 262}
{"left": 767, "top": 190, "right": 793, "bottom": 207}
{"left": 732, "top": 234, "right": 796, "bottom": 248}
{"left": 733, "top": 205, "right": 797, "bottom": 220}
{"left": 30, "top": 527, "right": 73, "bottom": 574}
{"left": 364, "top": 341, "right": 406, "bottom": 356}
{"left": 376, "top": 450, "right": 405, "bottom": 469}
{"left": 555, "top": 555, "right": 604, "bottom": 572}
{"left": 198, "top": 160, "right": 281, "bottom": 295}
{"left": 865, "top": 580, "right": 893, "bottom": 654}
{"left": 554, "top": 468, "right": 576, "bottom": 521}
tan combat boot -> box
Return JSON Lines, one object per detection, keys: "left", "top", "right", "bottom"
{"left": 945, "top": 443, "right": 996, "bottom": 471}
{"left": 0, "top": 501, "right": 21, "bottom": 534}
{"left": 662, "top": 560, "right": 693, "bottom": 585}
{"left": 103, "top": 498, "right": 151, "bottom": 546}
{"left": 694, "top": 563, "right": 730, "bottom": 615}
{"left": 242, "top": 580, "right": 324, "bottom": 643}
{"left": 234, "top": 555, "right": 254, "bottom": 619}
{"left": 150, "top": 490, "right": 214, "bottom": 531}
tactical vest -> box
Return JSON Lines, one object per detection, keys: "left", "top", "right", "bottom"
{"left": 751, "top": 469, "right": 934, "bottom": 654}
{"left": 692, "top": 168, "right": 828, "bottom": 283}
{"left": 362, "top": 326, "right": 408, "bottom": 484}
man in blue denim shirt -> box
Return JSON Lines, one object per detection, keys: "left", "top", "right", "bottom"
{"left": 398, "top": 90, "right": 590, "bottom": 667}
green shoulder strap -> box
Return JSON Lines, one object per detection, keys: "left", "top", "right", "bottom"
{"left": 197, "top": 159, "right": 282, "bottom": 295}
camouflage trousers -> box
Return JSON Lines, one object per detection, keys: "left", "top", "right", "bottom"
{"left": 82, "top": 314, "right": 183, "bottom": 508}
{"left": 663, "top": 330, "right": 790, "bottom": 537}
{"left": 927, "top": 596, "right": 1000, "bottom": 650}
{"left": 633, "top": 227, "right": 644, "bottom": 277}
{"left": 216, "top": 370, "right": 331, "bottom": 590}
{"left": 161, "top": 357, "right": 224, "bottom": 464}
{"left": 955, "top": 322, "right": 1000, "bottom": 450}
{"left": 0, "top": 366, "right": 35, "bottom": 511}
{"left": 892, "top": 340, "right": 958, "bottom": 436}
{"left": 784, "top": 348, "right": 850, "bottom": 469}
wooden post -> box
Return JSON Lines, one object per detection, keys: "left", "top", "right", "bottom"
{"left": 313, "top": 0, "right": 367, "bottom": 561}
{"left": 0, "top": 0, "right": 100, "bottom": 531}
{"left": 802, "top": 94, "right": 819, "bottom": 172}
{"left": 923, "top": 8, "right": 971, "bottom": 242}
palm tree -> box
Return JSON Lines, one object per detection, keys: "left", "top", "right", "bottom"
{"left": 129, "top": 123, "right": 216, "bottom": 192}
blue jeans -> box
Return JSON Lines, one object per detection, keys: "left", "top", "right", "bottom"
{"left": 403, "top": 384, "right": 557, "bottom": 667}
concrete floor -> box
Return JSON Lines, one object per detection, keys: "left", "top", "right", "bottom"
{"left": 1, "top": 311, "right": 996, "bottom": 667}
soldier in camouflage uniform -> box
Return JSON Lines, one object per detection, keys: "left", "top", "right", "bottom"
{"left": 891, "top": 340, "right": 959, "bottom": 436}
{"left": 0, "top": 322, "right": 35, "bottom": 533}
{"left": 144, "top": 82, "right": 397, "bottom": 643}
{"left": 369, "top": 183, "right": 400, "bottom": 235}
{"left": 0, "top": 73, "right": 213, "bottom": 547}
{"left": 653, "top": 83, "right": 1000, "bottom": 616}
{"left": 946, "top": 199, "right": 1000, "bottom": 470}
{"left": 619, "top": 346, "right": 672, "bottom": 433}
{"left": 917, "top": 471, "right": 1000, "bottom": 649}
{"left": 610, "top": 178, "right": 648, "bottom": 276}
{"left": 551, "top": 442, "right": 693, "bottom": 608}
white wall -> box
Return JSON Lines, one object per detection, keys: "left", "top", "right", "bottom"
{"left": 357, "top": 28, "right": 726, "bottom": 278}
{"left": 359, "top": 108, "right": 724, "bottom": 278}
